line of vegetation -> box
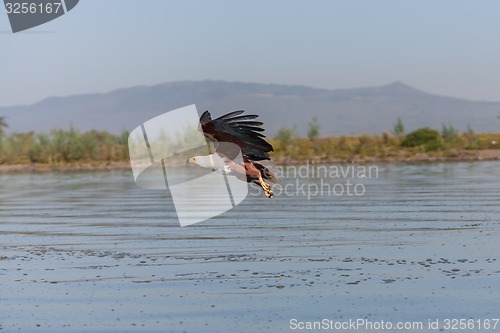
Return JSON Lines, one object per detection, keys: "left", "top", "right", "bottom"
{"left": 0, "top": 116, "right": 498, "bottom": 167}
{"left": 0, "top": 117, "right": 128, "bottom": 165}
{"left": 271, "top": 118, "right": 499, "bottom": 162}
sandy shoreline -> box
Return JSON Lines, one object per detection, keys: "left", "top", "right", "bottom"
{"left": 0, "top": 149, "right": 498, "bottom": 173}
{"left": 273, "top": 149, "right": 500, "bottom": 164}
{"left": 0, "top": 161, "right": 132, "bottom": 173}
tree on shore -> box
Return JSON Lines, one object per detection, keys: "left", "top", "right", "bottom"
{"left": 0, "top": 116, "right": 8, "bottom": 138}
{"left": 307, "top": 116, "right": 320, "bottom": 140}
{"left": 441, "top": 123, "right": 458, "bottom": 142}
{"left": 276, "top": 126, "right": 297, "bottom": 155}
{"left": 464, "top": 124, "right": 479, "bottom": 148}
{"left": 393, "top": 117, "right": 405, "bottom": 136}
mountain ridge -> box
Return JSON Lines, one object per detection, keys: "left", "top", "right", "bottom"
{"left": 1, "top": 80, "right": 499, "bottom": 136}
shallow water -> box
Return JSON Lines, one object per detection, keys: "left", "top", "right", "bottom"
{"left": 1, "top": 162, "right": 499, "bottom": 332}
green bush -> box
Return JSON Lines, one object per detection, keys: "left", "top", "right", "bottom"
{"left": 401, "top": 128, "right": 442, "bottom": 148}
{"left": 424, "top": 139, "right": 445, "bottom": 152}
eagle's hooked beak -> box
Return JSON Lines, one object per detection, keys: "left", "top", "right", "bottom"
{"left": 186, "top": 157, "right": 196, "bottom": 165}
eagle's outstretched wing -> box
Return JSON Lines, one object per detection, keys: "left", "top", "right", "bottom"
{"left": 199, "top": 110, "right": 273, "bottom": 161}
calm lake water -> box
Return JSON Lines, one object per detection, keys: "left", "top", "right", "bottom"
{"left": 1, "top": 162, "right": 499, "bottom": 333}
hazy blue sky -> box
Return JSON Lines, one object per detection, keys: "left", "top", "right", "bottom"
{"left": 1, "top": 0, "right": 500, "bottom": 106}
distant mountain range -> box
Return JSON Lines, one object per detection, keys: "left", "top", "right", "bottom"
{"left": 1, "top": 80, "right": 499, "bottom": 136}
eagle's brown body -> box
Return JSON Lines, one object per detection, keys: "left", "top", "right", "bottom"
{"left": 196, "top": 110, "right": 277, "bottom": 198}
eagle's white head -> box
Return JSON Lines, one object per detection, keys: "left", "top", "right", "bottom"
{"left": 187, "top": 153, "right": 231, "bottom": 174}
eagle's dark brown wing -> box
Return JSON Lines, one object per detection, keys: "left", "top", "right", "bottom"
{"left": 199, "top": 110, "right": 273, "bottom": 161}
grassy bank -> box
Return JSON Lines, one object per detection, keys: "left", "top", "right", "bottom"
{"left": 0, "top": 128, "right": 129, "bottom": 166}
{"left": 269, "top": 132, "right": 500, "bottom": 164}
{"left": 0, "top": 127, "right": 499, "bottom": 172}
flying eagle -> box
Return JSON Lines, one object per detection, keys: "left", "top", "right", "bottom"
{"left": 187, "top": 110, "right": 277, "bottom": 198}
